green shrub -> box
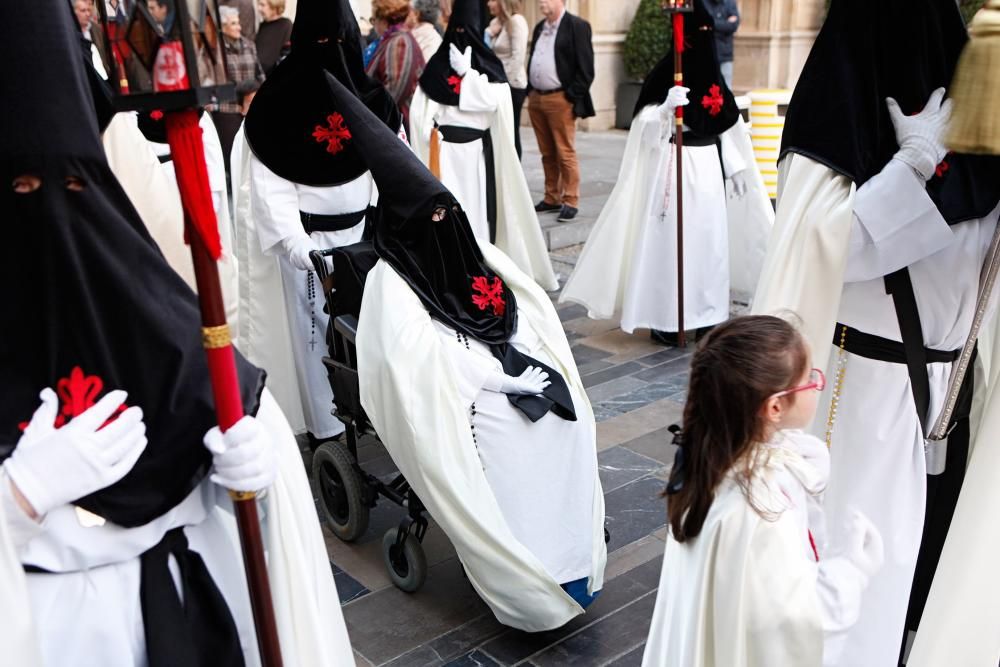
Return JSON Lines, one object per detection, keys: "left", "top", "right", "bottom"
{"left": 623, "top": 0, "right": 672, "bottom": 82}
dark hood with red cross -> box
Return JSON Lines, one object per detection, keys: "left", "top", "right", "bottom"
{"left": 0, "top": 1, "right": 265, "bottom": 529}
{"left": 633, "top": 0, "right": 739, "bottom": 139}
{"left": 781, "top": 0, "right": 1000, "bottom": 225}
{"left": 244, "top": 0, "right": 402, "bottom": 186}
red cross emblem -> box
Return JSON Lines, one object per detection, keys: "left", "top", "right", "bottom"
{"left": 471, "top": 276, "right": 506, "bottom": 317}
{"left": 312, "top": 112, "right": 352, "bottom": 155}
{"left": 19, "top": 367, "right": 127, "bottom": 431}
{"left": 701, "top": 84, "right": 724, "bottom": 117}
{"left": 448, "top": 75, "right": 463, "bottom": 95}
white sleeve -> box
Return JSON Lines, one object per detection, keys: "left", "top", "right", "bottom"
{"left": 458, "top": 70, "right": 500, "bottom": 113}
{"left": 0, "top": 471, "right": 43, "bottom": 549}
{"left": 719, "top": 122, "right": 748, "bottom": 178}
{"left": 249, "top": 155, "right": 317, "bottom": 260}
{"left": 816, "top": 556, "right": 869, "bottom": 666}
{"left": 844, "top": 159, "right": 953, "bottom": 282}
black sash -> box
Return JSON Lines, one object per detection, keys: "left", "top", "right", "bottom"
{"left": 300, "top": 208, "right": 368, "bottom": 234}
{"left": 491, "top": 344, "right": 577, "bottom": 423}
{"left": 437, "top": 124, "right": 497, "bottom": 244}
{"left": 24, "top": 527, "right": 244, "bottom": 666}
{"left": 834, "top": 324, "right": 961, "bottom": 366}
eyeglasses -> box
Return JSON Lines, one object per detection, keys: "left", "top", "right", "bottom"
{"left": 771, "top": 368, "right": 826, "bottom": 399}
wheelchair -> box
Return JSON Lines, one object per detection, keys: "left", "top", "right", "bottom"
{"left": 308, "top": 243, "right": 431, "bottom": 593}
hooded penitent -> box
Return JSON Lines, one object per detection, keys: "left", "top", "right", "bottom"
{"left": 633, "top": 0, "right": 739, "bottom": 138}
{"left": 243, "top": 0, "right": 401, "bottom": 186}
{"left": 0, "top": 0, "right": 265, "bottom": 529}
{"left": 323, "top": 70, "right": 574, "bottom": 421}
{"left": 418, "top": 0, "right": 507, "bottom": 106}
{"left": 781, "top": 0, "right": 1000, "bottom": 224}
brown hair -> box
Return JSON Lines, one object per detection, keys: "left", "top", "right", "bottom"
{"left": 666, "top": 315, "right": 808, "bottom": 542}
{"left": 373, "top": 0, "right": 412, "bottom": 25}
{"left": 495, "top": 0, "right": 523, "bottom": 21}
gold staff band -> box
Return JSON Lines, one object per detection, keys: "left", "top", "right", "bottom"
{"left": 229, "top": 490, "right": 258, "bottom": 501}
{"left": 202, "top": 324, "right": 232, "bottom": 350}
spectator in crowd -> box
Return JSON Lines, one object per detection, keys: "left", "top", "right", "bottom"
{"left": 706, "top": 0, "right": 739, "bottom": 89}
{"left": 440, "top": 0, "right": 453, "bottom": 26}
{"left": 366, "top": 0, "right": 425, "bottom": 134}
{"left": 221, "top": 0, "right": 257, "bottom": 42}
{"left": 146, "top": 0, "right": 172, "bottom": 34}
{"left": 527, "top": 0, "right": 594, "bottom": 222}
{"left": 486, "top": 0, "right": 528, "bottom": 158}
{"left": 214, "top": 5, "right": 265, "bottom": 176}
{"left": 410, "top": 0, "right": 444, "bottom": 63}
{"left": 72, "top": 0, "right": 92, "bottom": 36}
{"left": 256, "top": 0, "right": 292, "bottom": 76}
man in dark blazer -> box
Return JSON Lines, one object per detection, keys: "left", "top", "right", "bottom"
{"left": 527, "top": 0, "right": 595, "bottom": 222}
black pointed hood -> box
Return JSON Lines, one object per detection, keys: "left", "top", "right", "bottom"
{"left": 633, "top": 0, "right": 739, "bottom": 137}
{"left": 244, "top": 0, "right": 401, "bottom": 186}
{"left": 323, "top": 70, "right": 517, "bottom": 344}
{"left": 781, "top": 0, "right": 1000, "bottom": 224}
{"left": 0, "top": 1, "right": 265, "bottom": 528}
{"left": 419, "top": 0, "right": 507, "bottom": 106}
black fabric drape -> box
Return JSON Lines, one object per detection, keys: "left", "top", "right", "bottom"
{"left": 438, "top": 124, "right": 497, "bottom": 242}
{"left": 419, "top": 0, "right": 507, "bottom": 106}
{"left": 781, "top": 0, "right": 1000, "bottom": 224}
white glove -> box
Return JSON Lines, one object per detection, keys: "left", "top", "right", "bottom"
{"left": 203, "top": 416, "right": 277, "bottom": 492}
{"left": 658, "top": 86, "right": 690, "bottom": 121}
{"left": 4, "top": 388, "right": 147, "bottom": 517}
{"left": 843, "top": 509, "right": 884, "bottom": 579}
{"left": 483, "top": 366, "right": 551, "bottom": 396}
{"left": 887, "top": 87, "right": 952, "bottom": 181}
{"left": 729, "top": 170, "right": 748, "bottom": 198}
{"left": 280, "top": 234, "right": 321, "bottom": 272}
{"left": 449, "top": 44, "right": 472, "bottom": 78}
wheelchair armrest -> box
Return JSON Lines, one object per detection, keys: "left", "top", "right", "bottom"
{"left": 334, "top": 315, "right": 359, "bottom": 345}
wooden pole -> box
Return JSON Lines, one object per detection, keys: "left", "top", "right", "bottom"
{"left": 673, "top": 13, "right": 687, "bottom": 348}
{"left": 166, "top": 109, "right": 284, "bottom": 667}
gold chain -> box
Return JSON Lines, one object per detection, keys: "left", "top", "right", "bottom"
{"left": 825, "top": 325, "right": 849, "bottom": 449}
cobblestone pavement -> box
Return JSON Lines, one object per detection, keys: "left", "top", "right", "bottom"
{"left": 310, "top": 130, "right": 710, "bottom": 666}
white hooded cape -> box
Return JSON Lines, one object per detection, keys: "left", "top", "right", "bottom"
{"left": 558, "top": 106, "right": 772, "bottom": 327}
{"left": 357, "top": 243, "right": 606, "bottom": 632}
{"left": 409, "top": 77, "right": 558, "bottom": 291}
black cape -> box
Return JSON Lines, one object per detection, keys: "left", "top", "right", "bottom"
{"left": 244, "top": 0, "right": 401, "bottom": 186}
{"left": 0, "top": 1, "right": 265, "bottom": 529}
{"left": 633, "top": 0, "right": 739, "bottom": 138}
{"left": 781, "top": 0, "right": 1000, "bottom": 225}
{"left": 418, "top": 0, "right": 507, "bottom": 107}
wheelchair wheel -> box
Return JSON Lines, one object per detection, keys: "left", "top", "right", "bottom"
{"left": 381, "top": 528, "right": 428, "bottom": 593}
{"left": 312, "top": 442, "right": 369, "bottom": 542}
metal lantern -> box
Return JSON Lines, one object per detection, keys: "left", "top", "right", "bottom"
{"left": 94, "top": 0, "right": 235, "bottom": 112}
{"left": 660, "top": 0, "right": 694, "bottom": 14}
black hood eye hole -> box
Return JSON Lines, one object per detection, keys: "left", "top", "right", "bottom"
{"left": 12, "top": 174, "right": 41, "bottom": 194}
{"left": 65, "top": 175, "right": 86, "bottom": 192}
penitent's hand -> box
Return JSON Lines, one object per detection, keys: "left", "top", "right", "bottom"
{"left": 887, "top": 87, "right": 952, "bottom": 181}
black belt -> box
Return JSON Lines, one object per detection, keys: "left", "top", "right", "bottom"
{"left": 25, "top": 527, "right": 244, "bottom": 666}
{"left": 300, "top": 208, "right": 368, "bottom": 234}
{"left": 533, "top": 87, "right": 563, "bottom": 95}
{"left": 437, "top": 125, "right": 497, "bottom": 243}
{"left": 835, "top": 324, "right": 961, "bottom": 366}
{"left": 670, "top": 131, "right": 720, "bottom": 147}
{"left": 157, "top": 153, "right": 172, "bottom": 164}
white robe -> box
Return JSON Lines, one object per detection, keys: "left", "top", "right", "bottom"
{"left": 641, "top": 432, "right": 869, "bottom": 667}
{"left": 2, "top": 389, "right": 354, "bottom": 667}
{"left": 410, "top": 73, "right": 558, "bottom": 291}
{"left": 244, "top": 153, "right": 375, "bottom": 439}
{"left": 358, "top": 243, "right": 607, "bottom": 632}
{"left": 559, "top": 106, "right": 771, "bottom": 333}
{"left": 754, "top": 154, "right": 1000, "bottom": 666}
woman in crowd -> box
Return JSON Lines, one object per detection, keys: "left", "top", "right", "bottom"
{"left": 365, "top": 0, "right": 426, "bottom": 134}
{"left": 486, "top": 0, "right": 528, "bottom": 158}
{"left": 642, "top": 316, "right": 883, "bottom": 666}
{"left": 256, "top": 0, "right": 293, "bottom": 76}
{"left": 215, "top": 5, "right": 265, "bottom": 175}
{"left": 410, "top": 0, "right": 444, "bottom": 63}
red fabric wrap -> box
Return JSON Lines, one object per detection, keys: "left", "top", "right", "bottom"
{"left": 205, "top": 345, "right": 245, "bottom": 431}
{"left": 674, "top": 14, "right": 685, "bottom": 122}
{"left": 164, "top": 109, "right": 223, "bottom": 260}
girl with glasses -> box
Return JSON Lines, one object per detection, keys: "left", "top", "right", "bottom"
{"left": 642, "top": 315, "right": 883, "bottom": 666}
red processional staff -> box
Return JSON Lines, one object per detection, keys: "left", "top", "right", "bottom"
{"left": 662, "top": 0, "right": 694, "bottom": 347}
{"left": 95, "top": 3, "right": 283, "bottom": 665}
